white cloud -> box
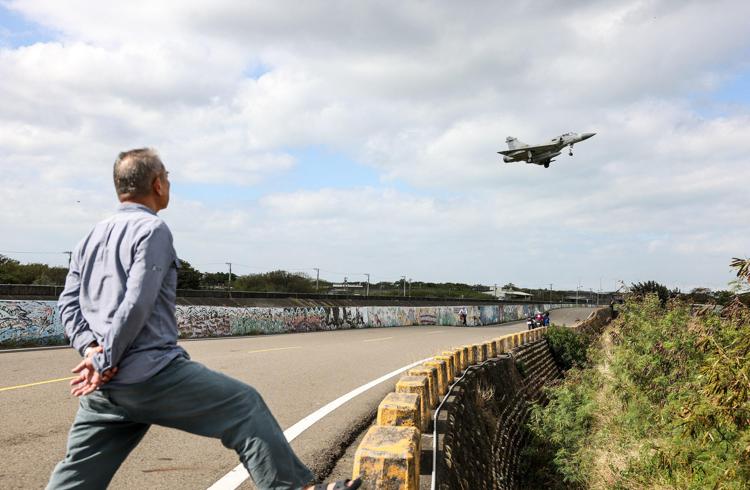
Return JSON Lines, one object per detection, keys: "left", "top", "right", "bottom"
{"left": 1, "top": 0, "right": 749, "bottom": 290}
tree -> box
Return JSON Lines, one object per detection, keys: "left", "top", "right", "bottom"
{"left": 729, "top": 257, "right": 750, "bottom": 294}
{"left": 201, "top": 272, "right": 234, "bottom": 289}
{"left": 0, "top": 255, "right": 67, "bottom": 285}
{"left": 0, "top": 255, "right": 22, "bottom": 283}
{"left": 177, "top": 259, "right": 202, "bottom": 290}
{"left": 630, "top": 280, "right": 670, "bottom": 306}
{"left": 233, "top": 270, "right": 316, "bottom": 293}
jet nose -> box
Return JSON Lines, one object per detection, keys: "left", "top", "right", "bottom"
{"left": 581, "top": 132, "right": 596, "bottom": 140}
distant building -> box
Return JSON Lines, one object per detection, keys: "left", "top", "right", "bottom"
{"left": 328, "top": 281, "right": 365, "bottom": 295}
{"left": 485, "top": 287, "right": 533, "bottom": 301}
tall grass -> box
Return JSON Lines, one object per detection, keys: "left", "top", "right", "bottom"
{"left": 523, "top": 295, "right": 750, "bottom": 489}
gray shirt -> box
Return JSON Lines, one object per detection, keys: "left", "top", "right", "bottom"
{"left": 58, "top": 203, "right": 187, "bottom": 386}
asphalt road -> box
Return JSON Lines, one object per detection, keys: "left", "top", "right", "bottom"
{"left": 0, "top": 307, "right": 593, "bottom": 489}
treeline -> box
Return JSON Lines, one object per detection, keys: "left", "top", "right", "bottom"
{"left": 0, "top": 255, "right": 492, "bottom": 297}
{"left": 2, "top": 253, "right": 744, "bottom": 302}
{"left": 0, "top": 256, "right": 68, "bottom": 285}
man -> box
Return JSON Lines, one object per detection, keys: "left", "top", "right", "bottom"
{"left": 48, "top": 149, "right": 360, "bottom": 490}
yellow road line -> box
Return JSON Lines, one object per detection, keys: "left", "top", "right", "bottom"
{"left": 426, "top": 330, "right": 445, "bottom": 335}
{"left": 363, "top": 336, "right": 393, "bottom": 343}
{"left": 247, "top": 346, "right": 302, "bottom": 354}
{"left": 0, "top": 376, "right": 76, "bottom": 393}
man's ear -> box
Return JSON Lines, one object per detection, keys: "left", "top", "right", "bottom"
{"left": 153, "top": 176, "right": 165, "bottom": 196}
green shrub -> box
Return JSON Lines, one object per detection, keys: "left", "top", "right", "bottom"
{"left": 525, "top": 295, "right": 750, "bottom": 488}
{"left": 544, "top": 324, "right": 590, "bottom": 370}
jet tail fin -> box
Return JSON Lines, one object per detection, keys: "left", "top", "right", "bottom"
{"left": 506, "top": 136, "right": 528, "bottom": 150}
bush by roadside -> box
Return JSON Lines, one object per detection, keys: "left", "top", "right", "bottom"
{"left": 521, "top": 294, "right": 750, "bottom": 489}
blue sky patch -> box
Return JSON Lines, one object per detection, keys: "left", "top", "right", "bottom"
{"left": 0, "top": 3, "right": 55, "bottom": 48}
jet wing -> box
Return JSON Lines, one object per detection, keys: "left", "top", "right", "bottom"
{"left": 497, "top": 142, "right": 560, "bottom": 156}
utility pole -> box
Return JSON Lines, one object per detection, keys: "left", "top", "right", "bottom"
{"left": 63, "top": 251, "right": 72, "bottom": 268}
{"left": 549, "top": 283, "right": 553, "bottom": 302}
{"left": 314, "top": 268, "right": 320, "bottom": 291}
{"left": 364, "top": 273, "right": 370, "bottom": 297}
{"left": 408, "top": 278, "right": 411, "bottom": 297}
{"left": 226, "top": 262, "right": 232, "bottom": 292}
{"left": 401, "top": 276, "right": 406, "bottom": 297}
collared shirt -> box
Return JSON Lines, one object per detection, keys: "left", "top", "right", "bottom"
{"left": 58, "top": 203, "right": 187, "bottom": 386}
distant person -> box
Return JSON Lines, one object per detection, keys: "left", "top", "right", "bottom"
{"left": 543, "top": 311, "right": 550, "bottom": 326}
{"left": 459, "top": 307, "right": 467, "bottom": 326}
{"left": 534, "top": 311, "right": 544, "bottom": 327}
{"left": 47, "top": 149, "right": 360, "bottom": 490}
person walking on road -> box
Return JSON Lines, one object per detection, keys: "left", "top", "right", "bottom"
{"left": 47, "top": 149, "right": 360, "bottom": 490}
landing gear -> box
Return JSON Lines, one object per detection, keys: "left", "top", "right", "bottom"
{"left": 569, "top": 144, "right": 574, "bottom": 157}
{"left": 544, "top": 162, "right": 549, "bottom": 168}
{"left": 527, "top": 150, "right": 533, "bottom": 163}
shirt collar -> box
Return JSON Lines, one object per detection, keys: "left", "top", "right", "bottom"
{"left": 118, "top": 202, "right": 157, "bottom": 216}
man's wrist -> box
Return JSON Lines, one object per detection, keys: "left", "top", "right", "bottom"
{"left": 83, "top": 342, "right": 98, "bottom": 358}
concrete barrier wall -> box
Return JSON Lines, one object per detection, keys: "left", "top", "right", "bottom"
{"left": 0, "top": 300, "right": 577, "bottom": 348}
{"left": 352, "top": 307, "right": 612, "bottom": 489}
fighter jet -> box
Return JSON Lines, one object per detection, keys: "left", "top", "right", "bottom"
{"left": 497, "top": 132, "right": 596, "bottom": 168}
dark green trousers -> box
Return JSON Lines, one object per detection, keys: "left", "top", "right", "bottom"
{"left": 47, "top": 356, "right": 314, "bottom": 489}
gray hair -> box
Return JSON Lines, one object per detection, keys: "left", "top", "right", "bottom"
{"left": 113, "top": 148, "right": 164, "bottom": 197}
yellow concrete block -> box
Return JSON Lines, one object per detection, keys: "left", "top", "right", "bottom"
{"left": 434, "top": 355, "right": 455, "bottom": 384}
{"left": 377, "top": 392, "right": 421, "bottom": 429}
{"left": 464, "top": 344, "right": 476, "bottom": 365}
{"left": 395, "top": 375, "right": 430, "bottom": 432}
{"left": 423, "top": 359, "right": 448, "bottom": 397}
{"left": 500, "top": 336, "right": 509, "bottom": 352}
{"left": 472, "top": 343, "right": 486, "bottom": 363}
{"left": 353, "top": 425, "right": 420, "bottom": 490}
{"left": 459, "top": 346, "right": 470, "bottom": 370}
{"left": 492, "top": 338, "right": 503, "bottom": 354}
{"left": 484, "top": 340, "right": 497, "bottom": 358}
{"left": 407, "top": 365, "right": 438, "bottom": 408}
{"left": 442, "top": 350, "right": 461, "bottom": 376}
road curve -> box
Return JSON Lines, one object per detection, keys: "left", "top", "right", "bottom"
{"left": 0, "top": 307, "right": 592, "bottom": 489}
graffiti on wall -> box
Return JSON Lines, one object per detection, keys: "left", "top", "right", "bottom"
{"left": 0, "top": 300, "right": 64, "bottom": 346}
{"left": 176, "top": 305, "right": 370, "bottom": 338}
{"left": 0, "top": 300, "right": 578, "bottom": 347}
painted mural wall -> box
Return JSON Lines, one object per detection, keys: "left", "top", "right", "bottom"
{"left": 0, "top": 300, "right": 64, "bottom": 347}
{"left": 0, "top": 300, "right": 578, "bottom": 348}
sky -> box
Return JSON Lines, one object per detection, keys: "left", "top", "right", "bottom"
{"left": 1, "top": 0, "right": 749, "bottom": 292}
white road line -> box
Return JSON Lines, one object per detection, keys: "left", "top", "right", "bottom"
{"left": 206, "top": 356, "right": 432, "bottom": 490}
{"left": 425, "top": 330, "right": 445, "bottom": 335}
{"left": 362, "top": 336, "right": 393, "bottom": 343}
{"left": 247, "top": 346, "right": 302, "bottom": 354}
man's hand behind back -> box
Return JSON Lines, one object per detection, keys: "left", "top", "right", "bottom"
{"left": 70, "top": 346, "right": 118, "bottom": 397}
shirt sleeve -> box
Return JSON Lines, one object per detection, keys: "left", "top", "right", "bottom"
{"left": 58, "top": 249, "right": 96, "bottom": 356}
{"left": 91, "top": 223, "right": 173, "bottom": 373}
